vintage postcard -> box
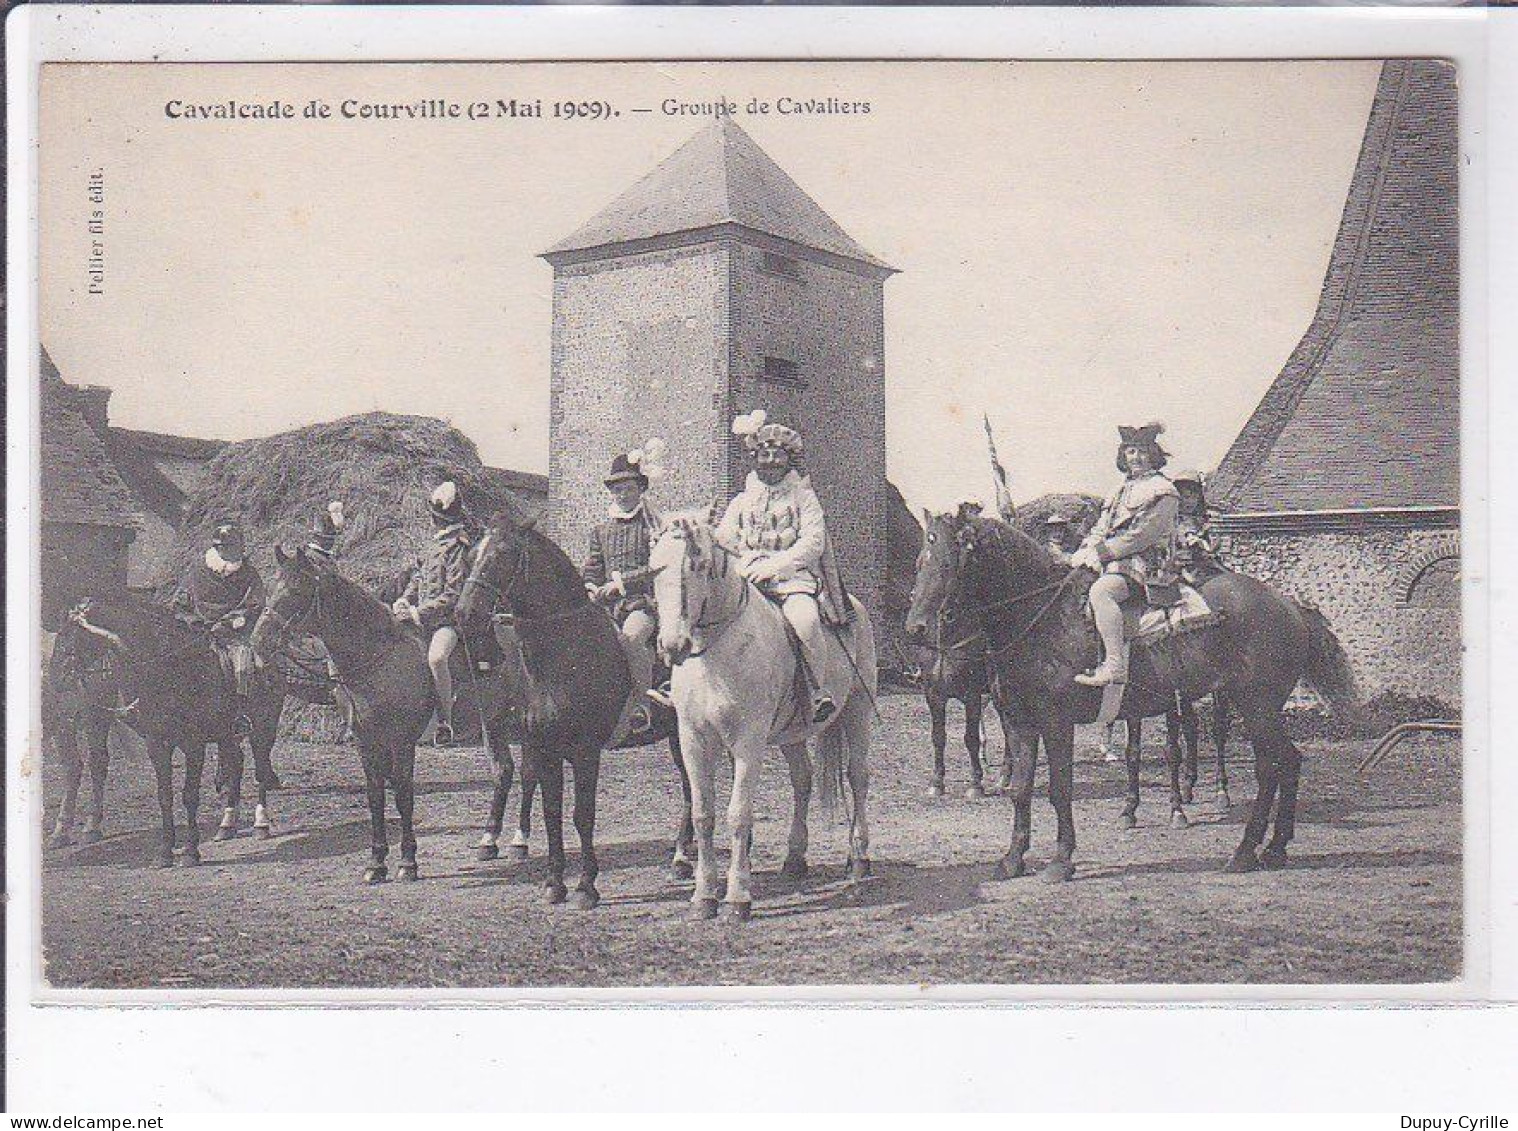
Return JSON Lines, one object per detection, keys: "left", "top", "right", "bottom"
{"left": 29, "top": 57, "right": 1466, "bottom": 995}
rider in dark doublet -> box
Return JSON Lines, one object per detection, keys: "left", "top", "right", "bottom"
{"left": 175, "top": 521, "right": 266, "bottom": 734}
{"left": 1168, "top": 469, "right": 1223, "bottom": 586}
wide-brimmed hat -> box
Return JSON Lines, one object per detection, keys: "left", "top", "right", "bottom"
{"left": 732, "top": 409, "right": 803, "bottom": 458}
{"left": 429, "top": 481, "right": 464, "bottom": 522}
{"left": 307, "top": 500, "right": 345, "bottom": 555}
{"left": 604, "top": 453, "right": 648, "bottom": 489}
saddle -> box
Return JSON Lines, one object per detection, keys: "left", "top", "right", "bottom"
{"left": 1122, "top": 583, "right": 1223, "bottom": 646}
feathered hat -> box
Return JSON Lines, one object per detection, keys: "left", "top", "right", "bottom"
{"left": 731, "top": 409, "right": 803, "bottom": 458}
{"left": 429, "top": 480, "right": 464, "bottom": 522}
{"left": 1115, "top": 422, "right": 1170, "bottom": 472}
{"left": 210, "top": 520, "right": 246, "bottom": 554}
{"left": 1169, "top": 468, "right": 1204, "bottom": 488}
{"left": 605, "top": 438, "right": 667, "bottom": 488}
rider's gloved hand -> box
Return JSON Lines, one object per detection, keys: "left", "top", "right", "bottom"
{"left": 740, "top": 554, "right": 780, "bottom": 583}
{"left": 1069, "top": 544, "right": 1104, "bottom": 573}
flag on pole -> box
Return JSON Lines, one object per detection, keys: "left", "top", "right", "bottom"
{"left": 984, "top": 413, "right": 1015, "bottom": 523}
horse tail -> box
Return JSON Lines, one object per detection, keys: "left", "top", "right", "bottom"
{"left": 816, "top": 723, "right": 846, "bottom": 817}
{"left": 1298, "top": 602, "right": 1368, "bottom": 734}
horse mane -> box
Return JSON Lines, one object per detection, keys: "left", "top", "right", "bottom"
{"left": 484, "top": 503, "right": 587, "bottom": 606}
{"left": 963, "top": 515, "right": 1055, "bottom": 601}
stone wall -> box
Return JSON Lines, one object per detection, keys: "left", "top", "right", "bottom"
{"left": 1217, "top": 521, "right": 1461, "bottom": 710}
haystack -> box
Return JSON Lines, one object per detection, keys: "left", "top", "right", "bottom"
{"left": 170, "top": 412, "right": 534, "bottom": 743}
{"left": 1014, "top": 492, "right": 1104, "bottom": 538}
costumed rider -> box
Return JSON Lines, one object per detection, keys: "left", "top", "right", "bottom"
{"left": 1068, "top": 424, "right": 1180, "bottom": 688}
{"left": 1168, "top": 469, "right": 1222, "bottom": 586}
{"left": 718, "top": 410, "right": 851, "bottom": 726}
{"left": 303, "top": 500, "right": 349, "bottom": 694}
{"left": 176, "top": 521, "right": 266, "bottom": 735}
{"left": 583, "top": 440, "right": 667, "bottom": 738}
{"left": 1041, "top": 512, "right": 1080, "bottom": 565}
{"left": 392, "top": 481, "right": 473, "bottom": 747}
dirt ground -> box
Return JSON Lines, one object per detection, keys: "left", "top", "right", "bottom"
{"left": 38, "top": 693, "right": 1461, "bottom": 988}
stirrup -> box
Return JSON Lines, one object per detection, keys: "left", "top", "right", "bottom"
{"left": 433, "top": 722, "right": 456, "bottom": 747}
{"left": 627, "top": 703, "right": 656, "bottom": 736}
{"left": 1074, "top": 663, "right": 1127, "bottom": 688}
{"left": 810, "top": 693, "right": 837, "bottom": 726}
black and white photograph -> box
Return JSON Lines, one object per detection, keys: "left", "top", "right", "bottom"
{"left": 27, "top": 56, "right": 1466, "bottom": 993}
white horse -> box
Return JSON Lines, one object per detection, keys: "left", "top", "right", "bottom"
{"left": 650, "top": 517, "right": 877, "bottom": 921}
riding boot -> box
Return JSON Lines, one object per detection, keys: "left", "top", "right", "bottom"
{"left": 233, "top": 695, "right": 253, "bottom": 737}
{"left": 1075, "top": 574, "right": 1130, "bottom": 687}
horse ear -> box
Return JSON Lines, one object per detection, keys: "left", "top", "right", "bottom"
{"left": 274, "top": 544, "right": 288, "bottom": 566}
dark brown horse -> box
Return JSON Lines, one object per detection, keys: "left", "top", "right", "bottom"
{"left": 905, "top": 512, "right": 1361, "bottom": 880}
{"left": 50, "top": 595, "right": 286, "bottom": 866}
{"left": 44, "top": 624, "right": 123, "bottom": 848}
{"left": 457, "top": 502, "right": 691, "bottom": 910}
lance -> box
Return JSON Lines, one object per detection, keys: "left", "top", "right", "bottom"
{"left": 983, "top": 413, "right": 1015, "bottom": 523}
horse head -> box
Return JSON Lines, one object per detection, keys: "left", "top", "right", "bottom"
{"left": 252, "top": 543, "right": 323, "bottom": 658}
{"left": 905, "top": 509, "right": 971, "bottom": 643}
{"left": 650, "top": 515, "right": 735, "bottom": 667}
{"left": 457, "top": 507, "right": 534, "bottom": 631}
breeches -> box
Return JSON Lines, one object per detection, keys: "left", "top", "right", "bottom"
{"left": 620, "top": 609, "right": 656, "bottom": 647}
{"left": 428, "top": 627, "right": 459, "bottom": 721}
{"left": 780, "top": 593, "right": 828, "bottom": 677}
{"left": 618, "top": 609, "right": 656, "bottom": 691}
{"left": 1088, "top": 573, "right": 1130, "bottom": 654}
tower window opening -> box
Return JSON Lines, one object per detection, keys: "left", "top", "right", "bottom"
{"left": 761, "top": 356, "right": 803, "bottom": 388}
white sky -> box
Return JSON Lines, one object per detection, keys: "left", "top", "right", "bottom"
{"left": 40, "top": 61, "right": 1382, "bottom": 514}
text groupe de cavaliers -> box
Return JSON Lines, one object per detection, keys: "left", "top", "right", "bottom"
{"left": 663, "top": 98, "right": 871, "bottom": 115}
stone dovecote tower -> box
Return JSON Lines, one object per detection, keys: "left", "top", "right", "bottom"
{"left": 543, "top": 118, "right": 897, "bottom": 623}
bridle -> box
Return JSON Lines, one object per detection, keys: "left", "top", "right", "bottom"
{"left": 459, "top": 527, "right": 595, "bottom": 629}
{"left": 259, "top": 568, "right": 325, "bottom": 641}
{"left": 932, "top": 532, "right": 1081, "bottom": 664}
{"left": 675, "top": 529, "right": 749, "bottom": 658}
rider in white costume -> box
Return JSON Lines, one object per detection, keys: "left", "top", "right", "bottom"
{"left": 1069, "top": 423, "right": 1181, "bottom": 688}
{"left": 719, "top": 410, "right": 848, "bottom": 726}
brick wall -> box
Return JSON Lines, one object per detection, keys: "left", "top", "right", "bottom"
{"left": 1218, "top": 523, "right": 1461, "bottom": 709}
{"left": 727, "top": 241, "right": 887, "bottom": 624}
{"left": 548, "top": 242, "right": 730, "bottom": 566}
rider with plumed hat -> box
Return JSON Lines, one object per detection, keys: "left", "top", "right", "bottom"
{"left": 175, "top": 520, "right": 266, "bottom": 733}
{"left": 718, "top": 410, "right": 850, "bottom": 725}
{"left": 1068, "top": 423, "right": 1181, "bottom": 687}
{"left": 392, "top": 481, "right": 474, "bottom": 746}
{"left": 583, "top": 440, "right": 666, "bottom": 737}
{"left": 306, "top": 500, "right": 345, "bottom": 563}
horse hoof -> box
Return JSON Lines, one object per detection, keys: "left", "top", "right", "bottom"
{"left": 544, "top": 881, "right": 569, "bottom": 905}
{"left": 572, "top": 888, "right": 600, "bottom": 912}
{"left": 1170, "top": 810, "right": 1190, "bottom": 830}
{"left": 363, "top": 866, "right": 388, "bottom": 885}
{"left": 926, "top": 784, "right": 944, "bottom": 800}
{"left": 669, "top": 858, "right": 695, "bottom": 882}
{"left": 993, "top": 856, "right": 1028, "bottom": 881}
{"left": 178, "top": 848, "right": 201, "bottom": 868}
{"left": 692, "top": 897, "right": 720, "bottom": 921}
{"left": 964, "top": 784, "right": 985, "bottom": 800}
{"left": 1039, "top": 859, "right": 1075, "bottom": 884}
{"left": 508, "top": 844, "right": 530, "bottom": 862}
{"left": 47, "top": 831, "right": 74, "bottom": 850}
{"left": 254, "top": 825, "right": 272, "bottom": 841}
{"left": 1259, "top": 846, "right": 1289, "bottom": 870}
{"left": 849, "top": 857, "right": 873, "bottom": 882}
{"left": 214, "top": 826, "right": 236, "bottom": 842}
{"left": 1223, "top": 848, "right": 1259, "bottom": 874}
{"left": 476, "top": 844, "right": 500, "bottom": 862}
{"left": 780, "top": 856, "right": 808, "bottom": 880}
{"left": 398, "top": 863, "right": 419, "bottom": 882}
{"left": 721, "top": 901, "right": 753, "bottom": 923}
{"left": 1119, "top": 812, "right": 1137, "bottom": 830}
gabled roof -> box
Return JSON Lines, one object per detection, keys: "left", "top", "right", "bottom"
{"left": 545, "top": 117, "right": 893, "bottom": 271}
{"left": 39, "top": 349, "right": 141, "bottom": 530}
{"left": 1210, "top": 60, "right": 1459, "bottom": 513}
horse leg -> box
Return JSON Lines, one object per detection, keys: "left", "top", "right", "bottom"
{"left": 963, "top": 694, "right": 986, "bottom": 799}
{"left": 926, "top": 690, "right": 947, "bottom": 797}
{"left": 1165, "top": 709, "right": 1190, "bottom": 829}
{"left": 1262, "top": 726, "right": 1304, "bottom": 869}
{"left": 250, "top": 714, "right": 277, "bottom": 840}
{"left": 570, "top": 750, "right": 602, "bottom": 910}
{"left": 477, "top": 742, "right": 514, "bottom": 861}
{"left": 844, "top": 697, "right": 873, "bottom": 882}
{"left": 82, "top": 714, "right": 112, "bottom": 844}
{"left": 669, "top": 731, "right": 695, "bottom": 881}
{"left": 511, "top": 749, "right": 535, "bottom": 859}
{"left": 1225, "top": 697, "right": 1282, "bottom": 874}
{"left": 1213, "top": 694, "right": 1233, "bottom": 811}
{"left": 1042, "top": 722, "right": 1077, "bottom": 883}
{"left": 1120, "top": 716, "right": 1141, "bottom": 829}
{"left": 994, "top": 723, "right": 1037, "bottom": 880}
{"left": 361, "top": 744, "right": 389, "bottom": 884}
{"left": 394, "top": 745, "right": 419, "bottom": 881}
{"left": 48, "top": 721, "right": 85, "bottom": 848}
{"left": 539, "top": 752, "right": 568, "bottom": 904}
{"left": 682, "top": 723, "right": 721, "bottom": 920}
{"left": 1179, "top": 701, "right": 1199, "bottom": 805}
{"left": 780, "top": 741, "right": 812, "bottom": 879}
{"left": 215, "top": 739, "right": 244, "bottom": 842}
{"left": 722, "top": 739, "right": 763, "bottom": 919}
{"left": 147, "top": 736, "right": 176, "bottom": 867}
{"left": 994, "top": 704, "right": 1015, "bottom": 793}
{"left": 179, "top": 744, "right": 206, "bottom": 866}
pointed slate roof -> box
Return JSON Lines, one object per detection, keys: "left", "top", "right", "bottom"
{"left": 39, "top": 348, "right": 141, "bottom": 529}
{"left": 545, "top": 117, "right": 892, "bottom": 271}
{"left": 1210, "top": 61, "right": 1459, "bottom": 514}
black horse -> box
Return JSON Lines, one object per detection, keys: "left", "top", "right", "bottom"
{"left": 43, "top": 622, "right": 122, "bottom": 848}
{"left": 457, "top": 502, "right": 694, "bottom": 910}
{"left": 52, "top": 595, "right": 286, "bottom": 867}
{"left": 906, "top": 512, "right": 1362, "bottom": 880}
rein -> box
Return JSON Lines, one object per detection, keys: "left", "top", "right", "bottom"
{"left": 678, "top": 536, "right": 750, "bottom": 658}
{"left": 463, "top": 531, "right": 594, "bottom": 630}
{"left": 977, "top": 569, "right": 1083, "bottom": 662}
